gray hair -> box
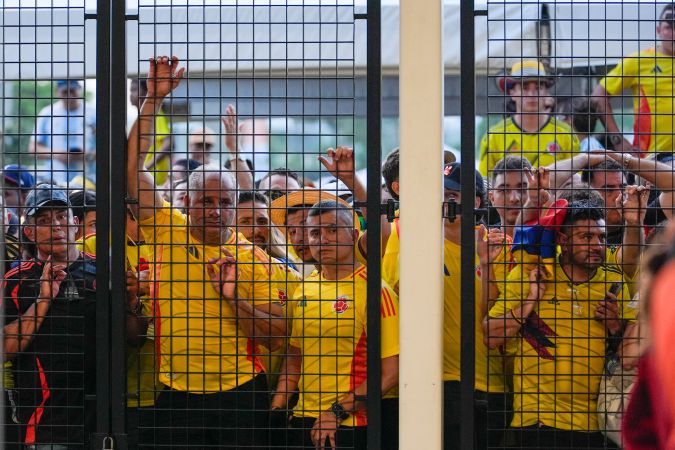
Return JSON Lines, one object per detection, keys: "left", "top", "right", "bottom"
{"left": 187, "top": 163, "right": 236, "bottom": 192}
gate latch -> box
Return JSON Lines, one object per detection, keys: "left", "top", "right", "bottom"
{"left": 443, "top": 199, "right": 461, "bottom": 223}
{"left": 380, "top": 198, "right": 399, "bottom": 223}
{"left": 443, "top": 199, "right": 487, "bottom": 223}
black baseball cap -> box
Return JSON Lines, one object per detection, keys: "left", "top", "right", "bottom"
{"left": 443, "top": 163, "right": 485, "bottom": 196}
{"left": 24, "top": 185, "right": 70, "bottom": 217}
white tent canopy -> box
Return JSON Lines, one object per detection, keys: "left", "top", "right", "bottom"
{"left": 0, "top": 1, "right": 668, "bottom": 80}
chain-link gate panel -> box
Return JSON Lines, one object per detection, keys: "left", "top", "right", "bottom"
{"left": 1, "top": 1, "right": 390, "bottom": 449}
{"left": 475, "top": 2, "right": 667, "bottom": 449}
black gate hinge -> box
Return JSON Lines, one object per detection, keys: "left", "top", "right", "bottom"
{"left": 381, "top": 198, "right": 399, "bottom": 222}
{"left": 443, "top": 199, "right": 487, "bottom": 223}
{"left": 352, "top": 199, "right": 399, "bottom": 223}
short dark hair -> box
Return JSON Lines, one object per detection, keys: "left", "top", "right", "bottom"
{"left": 68, "top": 190, "right": 96, "bottom": 223}
{"left": 581, "top": 159, "right": 624, "bottom": 184}
{"left": 307, "top": 200, "right": 354, "bottom": 227}
{"left": 490, "top": 156, "right": 532, "bottom": 185}
{"left": 661, "top": 3, "right": 675, "bottom": 19}
{"left": 238, "top": 190, "right": 270, "bottom": 206}
{"left": 561, "top": 199, "right": 606, "bottom": 233}
{"left": 382, "top": 148, "right": 400, "bottom": 200}
{"left": 557, "top": 184, "right": 604, "bottom": 206}
{"left": 559, "top": 97, "right": 599, "bottom": 134}
{"left": 260, "top": 168, "right": 303, "bottom": 188}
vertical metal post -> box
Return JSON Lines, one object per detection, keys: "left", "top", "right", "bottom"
{"left": 365, "top": 1, "right": 383, "bottom": 449}
{"left": 399, "top": 0, "right": 444, "bottom": 449}
{"left": 95, "top": 0, "right": 112, "bottom": 443}
{"left": 110, "top": 0, "right": 128, "bottom": 446}
{"left": 460, "top": 1, "right": 476, "bottom": 449}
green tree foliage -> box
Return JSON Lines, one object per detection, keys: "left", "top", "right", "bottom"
{"left": 3, "top": 81, "right": 55, "bottom": 166}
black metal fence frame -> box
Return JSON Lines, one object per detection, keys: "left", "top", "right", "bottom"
{"left": 88, "top": 1, "right": 386, "bottom": 448}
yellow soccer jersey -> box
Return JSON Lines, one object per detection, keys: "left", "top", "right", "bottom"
{"left": 140, "top": 203, "right": 275, "bottom": 393}
{"left": 381, "top": 218, "right": 400, "bottom": 295}
{"left": 601, "top": 48, "right": 675, "bottom": 154}
{"left": 479, "top": 116, "right": 580, "bottom": 176}
{"left": 289, "top": 266, "right": 399, "bottom": 427}
{"left": 78, "top": 233, "right": 159, "bottom": 407}
{"left": 258, "top": 257, "right": 303, "bottom": 386}
{"left": 143, "top": 111, "right": 171, "bottom": 186}
{"left": 488, "top": 260, "right": 637, "bottom": 431}
{"left": 444, "top": 239, "right": 505, "bottom": 393}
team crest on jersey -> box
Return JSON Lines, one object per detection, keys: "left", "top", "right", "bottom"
{"left": 276, "top": 289, "right": 288, "bottom": 306}
{"left": 333, "top": 296, "right": 349, "bottom": 314}
{"left": 546, "top": 142, "right": 561, "bottom": 154}
{"left": 297, "top": 296, "right": 308, "bottom": 308}
{"left": 548, "top": 297, "right": 560, "bottom": 305}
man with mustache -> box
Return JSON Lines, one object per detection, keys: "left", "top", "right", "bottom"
{"left": 2, "top": 185, "right": 144, "bottom": 448}
{"left": 127, "top": 56, "right": 292, "bottom": 448}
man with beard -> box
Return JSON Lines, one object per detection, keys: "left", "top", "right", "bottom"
{"left": 485, "top": 196, "right": 645, "bottom": 448}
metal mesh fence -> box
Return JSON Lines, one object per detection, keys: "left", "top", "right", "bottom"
{"left": 478, "top": 2, "right": 669, "bottom": 449}
{"left": 1, "top": 0, "right": 673, "bottom": 449}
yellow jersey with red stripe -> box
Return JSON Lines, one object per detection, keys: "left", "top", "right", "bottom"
{"left": 601, "top": 48, "right": 675, "bottom": 154}
{"left": 289, "top": 266, "right": 399, "bottom": 427}
{"left": 140, "top": 203, "right": 274, "bottom": 393}
{"left": 488, "top": 259, "right": 637, "bottom": 431}
{"left": 382, "top": 217, "right": 400, "bottom": 294}
{"left": 444, "top": 239, "right": 505, "bottom": 393}
{"left": 479, "top": 117, "right": 580, "bottom": 176}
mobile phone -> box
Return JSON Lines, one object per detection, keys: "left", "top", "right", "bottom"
{"left": 606, "top": 282, "right": 622, "bottom": 301}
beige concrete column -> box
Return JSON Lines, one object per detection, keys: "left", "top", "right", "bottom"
{"left": 399, "top": 0, "right": 445, "bottom": 449}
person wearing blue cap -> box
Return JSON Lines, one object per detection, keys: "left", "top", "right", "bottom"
{"left": 440, "top": 162, "right": 514, "bottom": 450}
{"left": 29, "top": 79, "right": 96, "bottom": 184}
{"left": 2, "top": 164, "right": 35, "bottom": 234}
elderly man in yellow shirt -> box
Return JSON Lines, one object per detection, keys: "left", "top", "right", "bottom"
{"left": 127, "top": 56, "right": 291, "bottom": 449}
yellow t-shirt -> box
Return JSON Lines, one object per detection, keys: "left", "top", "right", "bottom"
{"left": 78, "top": 233, "right": 159, "bottom": 407}
{"left": 601, "top": 48, "right": 675, "bottom": 154}
{"left": 488, "top": 260, "right": 638, "bottom": 431}
{"left": 479, "top": 116, "right": 580, "bottom": 176}
{"left": 143, "top": 112, "right": 171, "bottom": 186}
{"left": 444, "top": 239, "right": 505, "bottom": 393}
{"left": 140, "top": 203, "right": 275, "bottom": 393}
{"left": 381, "top": 218, "right": 400, "bottom": 295}
{"left": 289, "top": 266, "right": 399, "bottom": 427}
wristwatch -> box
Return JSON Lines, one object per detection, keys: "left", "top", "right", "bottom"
{"left": 610, "top": 134, "right": 623, "bottom": 147}
{"left": 331, "top": 402, "right": 349, "bottom": 422}
{"left": 622, "top": 153, "right": 634, "bottom": 168}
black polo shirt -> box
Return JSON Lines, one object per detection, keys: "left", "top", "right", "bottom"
{"left": 3, "top": 254, "right": 96, "bottom": 447}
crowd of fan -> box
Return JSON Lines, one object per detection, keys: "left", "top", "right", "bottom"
{"left": 5, "top": 5, "right": 675, "bottom": 450}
